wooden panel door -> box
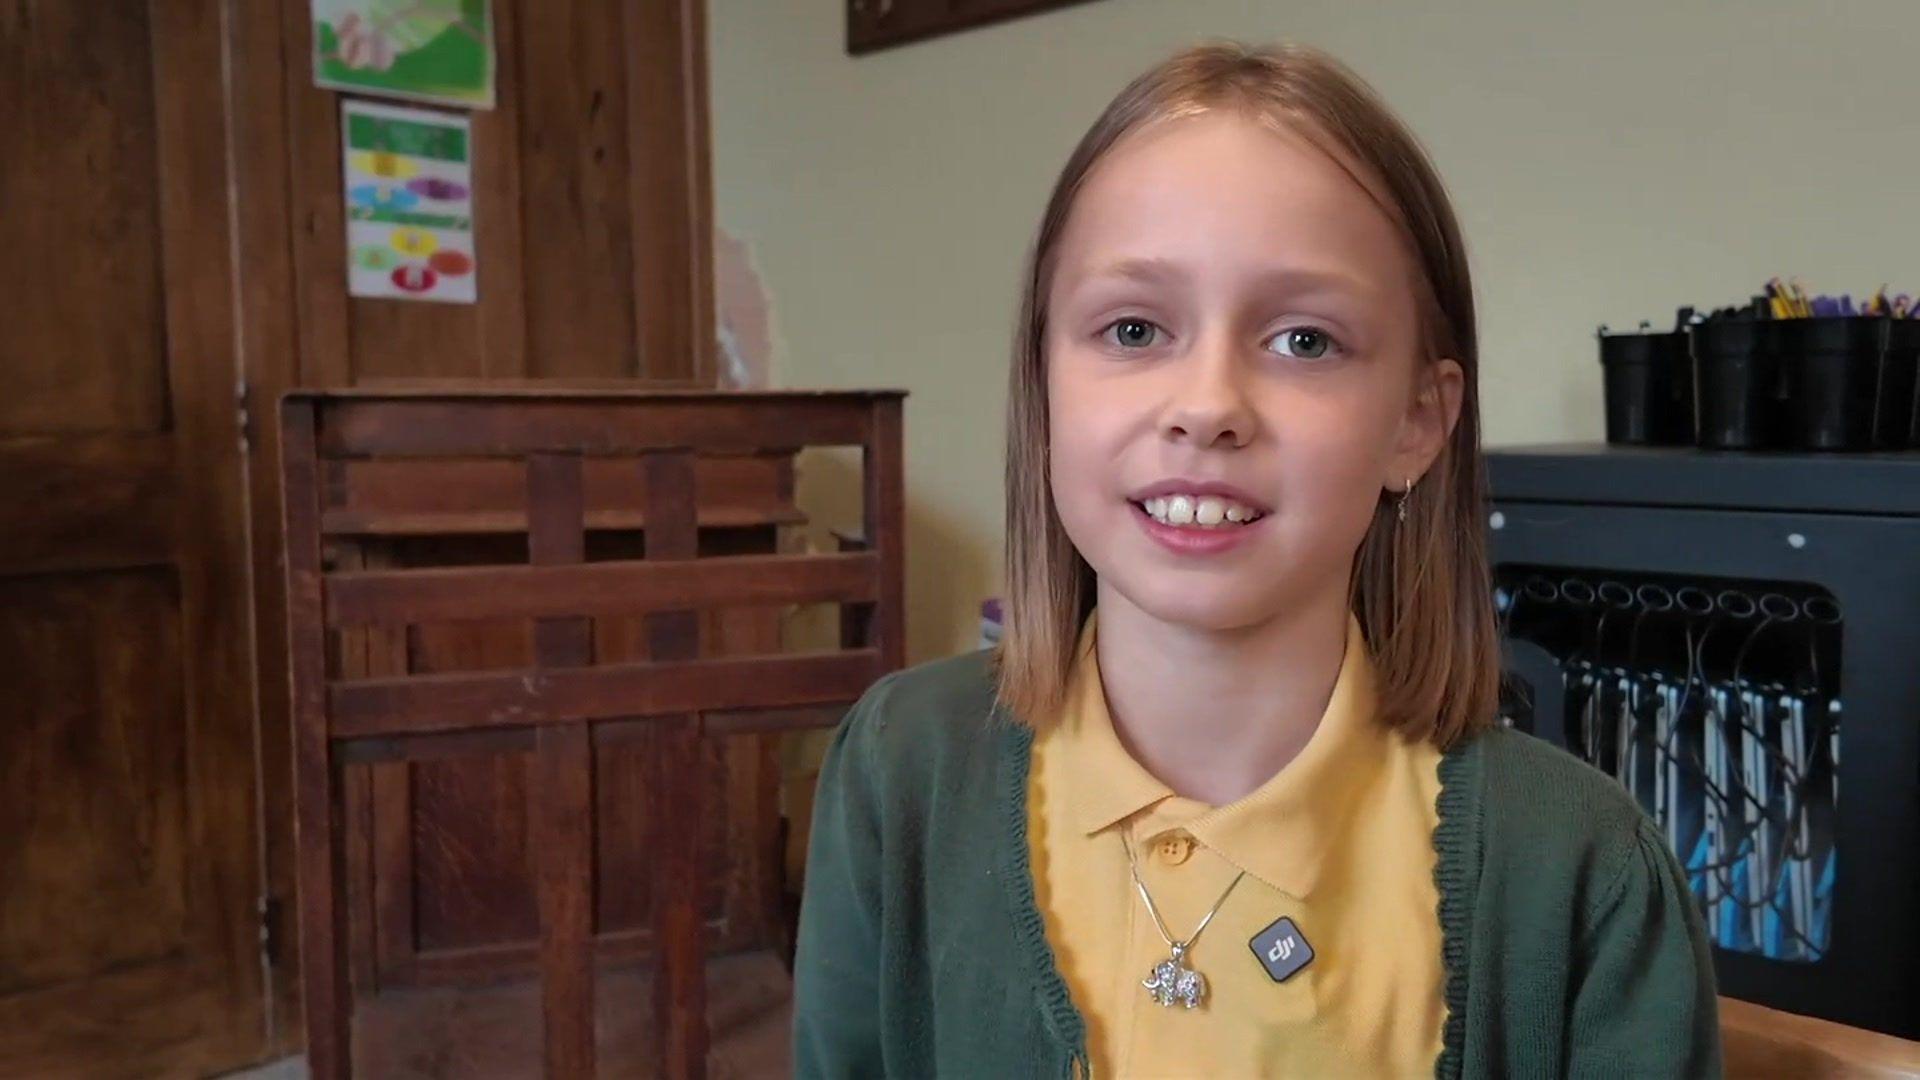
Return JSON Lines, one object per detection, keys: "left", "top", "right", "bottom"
{"left": 277, "top": 0, "right": 714, "bottom": 387}
{"left": 0, "top": 0, "right": 264, "bottom": 1075}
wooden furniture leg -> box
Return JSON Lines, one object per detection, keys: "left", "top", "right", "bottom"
{"left": 534, "top": 725, "right": 596, "bottom": 1076}
{"left": 285, "top": 405, "right": 352, "bottom": 1079}
{"left": 529, "top": 453, "right": 596, "bottom": 1076}
{"left": 645, "top": 450, "right": 708, "bottom": 1079}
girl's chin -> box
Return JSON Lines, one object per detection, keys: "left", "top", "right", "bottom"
{"left": 1101, "top": 577, "right": 1290, "bottom": 634}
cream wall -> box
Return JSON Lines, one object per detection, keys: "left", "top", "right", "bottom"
{"left": 709, "top": 0, "right": 1917, "bottom": 664}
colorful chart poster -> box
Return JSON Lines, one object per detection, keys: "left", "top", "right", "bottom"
{"left": 313, "top": 0, "right": 494, "bottom": 109}
{"left": 342, "top": 100, "right": 478, "bottom": 304}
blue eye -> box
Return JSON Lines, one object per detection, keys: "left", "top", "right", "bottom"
{"left": 1102, "top": 318, "right": 1162, "bottom": 349}
{"left": 1268, "top": 326, "right": 1336, "bottom": 360}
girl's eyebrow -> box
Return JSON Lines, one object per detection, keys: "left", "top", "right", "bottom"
{"left": 1081, "top": 256, "right": 1186, "bottom": 287}
{"left": 1247, "top": 264, "right": 1377, "bottom": 300}
{"left": 1081, "top": 257, "right": 1376, "bottom": 301}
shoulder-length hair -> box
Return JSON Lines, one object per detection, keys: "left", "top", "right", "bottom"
{"left": 995, "top": 41, "right": 1500, "bottom": 749}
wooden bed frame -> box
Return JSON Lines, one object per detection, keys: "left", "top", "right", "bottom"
{"left": 280, "top": 388, "right": 904, "bottom": 1078}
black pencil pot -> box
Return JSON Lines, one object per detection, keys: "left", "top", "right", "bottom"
{"left": 1600, "top": 330, "right": 1693, "bottom": 445}
{"left": 1691, "top": 320, "right": 1787, "bottom": 450}
{"left": 1883, "top": 318, "right": 1920, "bottom": 449}
{"left": 1784, "top": 318, "right": 1884, "bottom": 452}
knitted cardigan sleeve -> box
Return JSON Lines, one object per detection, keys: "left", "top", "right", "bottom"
{"left": 1565, "top": 818, "right": 1723, "bottom": 1079}
{"left": 790, "top": 684, "right": 891, "bottom": 1080}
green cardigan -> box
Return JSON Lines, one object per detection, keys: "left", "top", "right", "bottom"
{"left": 792, "top": 652, "right": 1722, "bottom": 1079}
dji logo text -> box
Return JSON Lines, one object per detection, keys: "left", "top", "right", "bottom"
{"left": 1249, "top": 916, "right": 1314, "bottom": 983}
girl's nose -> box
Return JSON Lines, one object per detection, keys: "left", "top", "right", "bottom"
{"left": 1164, "top": 345, "right": 1257, "bottom": 450}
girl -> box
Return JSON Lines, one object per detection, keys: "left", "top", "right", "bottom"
{"left": 794, "top": 42, "right": 1719, "bottom": 1079}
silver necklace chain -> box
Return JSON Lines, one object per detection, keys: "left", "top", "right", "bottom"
{"left": 1123, "top": 834, "right": 1245, "bottom": 1009}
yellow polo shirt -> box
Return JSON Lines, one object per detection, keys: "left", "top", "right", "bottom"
{"left": 1027, "top": 614, "right": 1447, "bottom": 1078}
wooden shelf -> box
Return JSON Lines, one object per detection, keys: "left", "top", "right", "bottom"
{"left": 1720, "top": 997, "right": 1920, "bottom": 1078}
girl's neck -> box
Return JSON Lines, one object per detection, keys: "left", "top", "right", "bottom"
{"left": 1093, "top": 582, "right": 1352, "bottom": 807}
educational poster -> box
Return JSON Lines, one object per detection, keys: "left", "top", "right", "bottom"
{"left": 313, "top": 0, "right": 494, "bottom": 109}
{"left": 342, "top": 100, "right": 478, "bottom": 304}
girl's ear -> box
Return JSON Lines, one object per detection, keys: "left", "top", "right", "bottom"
{"left": 1385, "top": 358, "right": 1464, "bottom": 492}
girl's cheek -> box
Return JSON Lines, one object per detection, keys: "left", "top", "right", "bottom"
{"left": 1274, "top": 418, "right": 1394, "bottom": 517}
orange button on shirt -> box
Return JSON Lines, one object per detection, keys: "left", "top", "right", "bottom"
{"left": 1027, "top": 615, "right": 1448, "bottom": 1078}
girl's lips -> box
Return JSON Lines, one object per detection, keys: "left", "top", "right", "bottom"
{"left": 1130, "top": 500, "right": 1265, "bottom": 555}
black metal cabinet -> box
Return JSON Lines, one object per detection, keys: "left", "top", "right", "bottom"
{"left": 1487, "top": 443, "right": 1919, "bottom": 1039}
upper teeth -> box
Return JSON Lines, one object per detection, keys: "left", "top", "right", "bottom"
{"left": 1141, "top": 495, "right": 1262, "bottom": 528}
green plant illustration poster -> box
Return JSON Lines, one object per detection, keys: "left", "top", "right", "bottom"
{"left": 313, "top": 0, "right": 493, "bottom": 109}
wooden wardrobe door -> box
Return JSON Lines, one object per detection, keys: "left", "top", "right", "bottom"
{"left": 0, "top": 0, "right": 263, "bottom": 1075}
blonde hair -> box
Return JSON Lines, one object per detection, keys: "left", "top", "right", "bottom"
{"left": 995, "top": 41, "right": 1500, "bottom": 749}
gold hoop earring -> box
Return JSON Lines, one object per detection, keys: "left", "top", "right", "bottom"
{"left": 1396, "top": 477, "right": 1413, "bottom": 524}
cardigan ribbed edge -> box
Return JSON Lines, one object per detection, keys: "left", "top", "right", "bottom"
{"left": 1432, "top": 734, "right": 1484, "bottom": 1080}
{"left": 996, "top": 715, "right": 1092, "bottom": 1075}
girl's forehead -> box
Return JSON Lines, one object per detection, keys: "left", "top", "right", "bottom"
{"left": 1054, "top": 111, "right": 1411, "bottom": 292}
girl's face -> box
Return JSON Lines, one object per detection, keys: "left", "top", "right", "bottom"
{"left": 1045, "top": 111, "right": 1461, "bottom": 633}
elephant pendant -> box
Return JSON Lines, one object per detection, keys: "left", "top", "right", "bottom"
{"left": 1142, "top": 942, "right": 1209, "bottom": 1009}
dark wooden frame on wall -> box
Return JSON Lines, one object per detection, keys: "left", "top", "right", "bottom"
{"left": 281, "top": 388, "right": 905, "bottom": 1078}
{"left": 847, "top": 0, "right": 1106, "bottom": 55}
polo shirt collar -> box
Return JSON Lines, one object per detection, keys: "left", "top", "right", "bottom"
{"left": 1056, "top": 611, "right": 1385, "bottom": 900}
